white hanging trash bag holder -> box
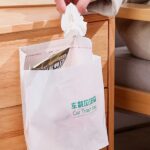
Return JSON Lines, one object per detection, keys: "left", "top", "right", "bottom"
{"left": 20, "top": 3, "right": 108, "bottom": 150}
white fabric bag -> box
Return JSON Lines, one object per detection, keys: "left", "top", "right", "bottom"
{"left": 20, "top": 4, "right": 108, "bottom": 150}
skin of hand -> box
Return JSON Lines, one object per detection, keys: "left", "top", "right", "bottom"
{"left": 55, "top": 0, "right": 91, "bottom": 14}
{"left": 76, "top": 0, "right": 91, "bottom": 14}
{"left": 55, "top": 0, "right": 67, "bottom": 13}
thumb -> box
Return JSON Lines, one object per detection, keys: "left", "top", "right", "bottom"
{"left": 76, "top": 0, "right": 91, "bottom": 14}
{"left": 55, "top": 0, "right": 66, "bottom": 13}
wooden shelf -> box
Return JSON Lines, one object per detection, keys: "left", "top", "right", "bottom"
{"left": 0, "top": 6, "right": 60, "bottom": 34}
{"left": 117, "top": 3, "right": 150, "bottom": 21}
{"left": 0, "top": 6, "right": 108, "bottom": 35}
{"left": 0, "top": 0, "right": 55, "bottom": 7}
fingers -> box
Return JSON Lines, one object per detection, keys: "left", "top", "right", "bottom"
{"left": 76, "top": 0, "right": 91, "bottom": 14}
{"left": 55, "top": 0, "right": 91, "bottom": 14}
{"left": 55, "top": 0, "right": 66, "bottom": 13}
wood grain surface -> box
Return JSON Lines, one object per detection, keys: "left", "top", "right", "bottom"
{"left": 115, "top": 86, "right": 150, "bottom": 116}
{"left": 0, "top": 6, "right": 108, "bottom": 35}
{"left": 0, "top": 0, "right": 54, "bottom": 7}
{"left": 107, "top": 18, "right": 115, "bottom": 150}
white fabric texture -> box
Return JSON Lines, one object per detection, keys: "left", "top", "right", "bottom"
{"left": 61, "top": 3, "right": 87, "bottom": 37}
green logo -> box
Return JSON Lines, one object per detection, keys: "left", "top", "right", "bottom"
{"left": 71, "top": 96, "right": 97, "bottom": 117}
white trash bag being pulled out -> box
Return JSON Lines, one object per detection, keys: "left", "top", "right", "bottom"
{"left": 20, "top": 3, "right": 108, "bottom": 150}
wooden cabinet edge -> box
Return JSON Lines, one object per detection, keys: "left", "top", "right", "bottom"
{"left": 0, "top": 6, "right": 109, "bottom": 35}
{"left": 107, "top": 18, "right": 115, "bottom": 150}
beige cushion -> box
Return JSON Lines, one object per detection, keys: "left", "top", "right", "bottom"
{"left": 115, "top": 46, "right": 150, "bottom": 92}
{"left": 116, "top": 19, "right": 150, "bottom": 60}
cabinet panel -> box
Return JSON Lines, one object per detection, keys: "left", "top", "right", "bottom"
{"left": 0, "top": 21, "right": 108, "bottom": 109}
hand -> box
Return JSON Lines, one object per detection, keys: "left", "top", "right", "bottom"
{"left": 76, "top": 0, "right": 91, "bottom": 14}
{"left": 55, "top": 0, "right": 91, "bottom": 14}
{"left": 55, "top": 0, "right": 67, "bottom": 14}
